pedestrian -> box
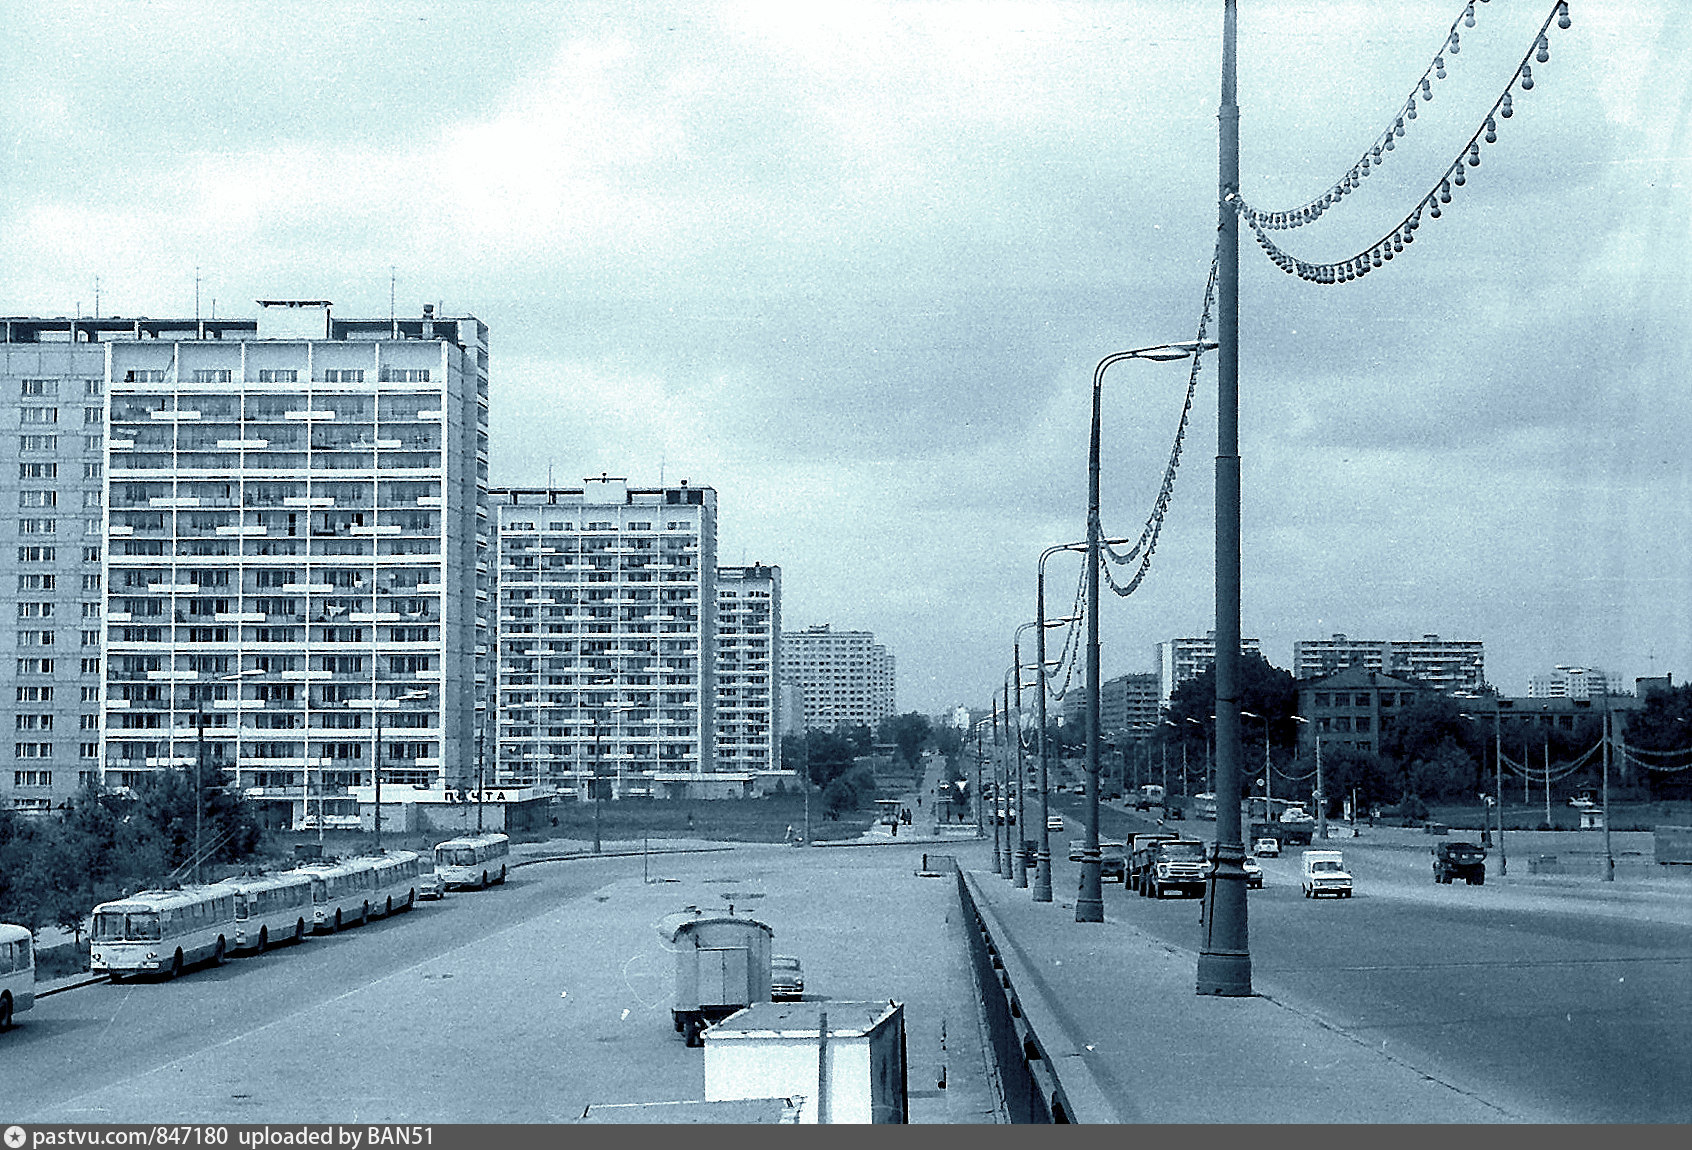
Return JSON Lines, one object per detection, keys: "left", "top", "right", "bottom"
{"left": 784, "top": 824, "right": 794, "bottom": 843}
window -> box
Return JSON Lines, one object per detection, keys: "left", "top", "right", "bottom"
{"left": 84, "top": 407, "right": 102, "bottom": 425}
{"left": 17, "top": 630, "right": 54, "bottom": 646}
{"left": 18, "top": 490, "right": 57, "bottom": 507}
{"left": 21, "top": 408, "right": 58, "bottom": 424}
{"left": 18, "top": 547, "right": 55, "bottom": 562}
{"left": 84, "top": 435, "right": 102, "bottom": 450}
{"left": 20, "top": 379, "right": 57, "bottom": 397}
{"left": 257, "top": 369, "right": 298, "bottom": 383}
{"left": 323, "top": 369, "right": 364, "bottom": 383}
{"left": 123, "top": 369, "right": 166, "bottom": 383}
{"left": 13, "top": 743, "right": 52, "bottom": 759}
{"left": 84, "top": 462, "right": 102, "bottom": 480}
{"left": 380, "top": 368, "right": 431, "bottom": 382}
{"left": 16, "top": 603, "right": 52, "bottom": 618}
{"left": 85, "top": 380, "right": 104, "bottom": 397}
{"left": 18, "top": 518, "right": 55, "bottom": 534}
{"left": 83, "top": 546, "right": 100, "bottom": 563}
{"left": 17, "top": 575, "right": 55, "bottom": 591}
{"left": 16, "top": 658, "right": 53, "bottom": 675}
{"left": 1355, "top": 716, "right": 1372, "bottom": 733}
{"left": 81, "top": 744, "right": 99, "bottom": 760}
{"left": 80, "top": 714, "right": 99, "bottom": 730}
{"left": 19, "top": 435, "right": 57, "bottom": 451}
{"left": 14, "top": 715, "right": 51, "bottom": 731}
{"left": 192, "top": 369, "right": 233, "bottom": 383}
{"left": 15, "top": 687, "right": 52, "bottom": 702}
{"left": 18, "top": 463, "right": 56, "bottom": 479}
{"left": 13, "top": 771, "right": 53, "bottom": 787}
{"left": 1355, "top": 693, "right": 1371, "bottom": 707}
{"left": 80, "top": 658, "right": 99, "bottom": 675}
{"left": 83, "top": 574, "right": 102, "bottom": 591}
{"left": 82, "top": 630, "right": 100, "bottom": 646}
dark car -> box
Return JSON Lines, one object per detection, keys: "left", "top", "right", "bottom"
{"left": 1433, "top": 841, "right": 1487, "bottom": 885}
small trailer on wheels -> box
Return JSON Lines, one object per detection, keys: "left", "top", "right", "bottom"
{"left": 660, "top": 910, "right": 775, "bottom": 1047}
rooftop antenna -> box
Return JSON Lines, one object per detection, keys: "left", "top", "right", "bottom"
{"left": 390, "top": 267, "right": 396, "bottom": 321}
{"left": 94, "top": 276, "right": 100, "bottom": 318}
{"left": 194, "top": 267, "right": 201, "bottom": 320}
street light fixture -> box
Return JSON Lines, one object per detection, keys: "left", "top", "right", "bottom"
{"left": 1035, "top": 539, "right": 1086, "bottom": 904}
{"left": 1291, "top": 715, "right": 1326, "bottom": 840}
{"left": 1081, "top": 343, "right": 1216, "bottom": 923}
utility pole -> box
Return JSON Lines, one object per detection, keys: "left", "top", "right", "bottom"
{"left": 1199, "top": 0, "right": 1251, "bottom": 996}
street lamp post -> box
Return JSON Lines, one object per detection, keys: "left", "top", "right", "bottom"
{"left": 1292, "top": 715, "right": 1326, "bottom": 840}
{"left": 1035, "top": 541, "right": 1084, "bottom": 903}
{"left": 1241, "top": 710, "right": 1271, "bottom": 826}
{"left": 991, "top": 699, "right": 1005, "bottom": 877}
{"left": 1081, "top": 340, "right": 1216, "bottom": 924}
{"left": 1006, "top": 676, "right": 1026, "bottom": 888}
{"left": 1601, "top": 684, "right": 1613, "bottom": 881}
{"left": 362, "top": 688, "right": 428, "bottom": 855}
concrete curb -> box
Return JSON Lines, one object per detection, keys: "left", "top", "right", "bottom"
{"left": 959, "top": 869, "right": 1120, "bottom": 1124}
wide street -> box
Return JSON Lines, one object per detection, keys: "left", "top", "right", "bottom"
{"left": 1, "top": 841, "right": 997, "bottom": 1124}
{"left": 1039, "top": 790, "right": 1692, "bottom": 1123}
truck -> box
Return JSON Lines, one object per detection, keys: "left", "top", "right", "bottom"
{"left": 1300, "top": 849, "right": 1353, "bottom": 899}
{"left": 659, "top": 910, "right": 775, "bottom": 1046}
{"left": 1135, "top": 784, "right": 1166, "bottom": 811}
{"left": 1126, "top": 832, "right": 1176, "bottom": 892}
{"left": 1277, "top": 805, "right": 1316, "bottom": 846}
{"left": 1432, "top": 840, "right": 1487, "bottom": 885}
{"left": 1132, "top": 836, "right": 1210, "bottom": 899}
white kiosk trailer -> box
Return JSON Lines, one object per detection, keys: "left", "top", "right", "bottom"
{"left": 660, "top": 909, "right": 774, "bottom": 1047}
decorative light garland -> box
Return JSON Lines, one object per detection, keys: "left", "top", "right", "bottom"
{"left": 1236, "top": 0, "right": 1570, "bottom": 285}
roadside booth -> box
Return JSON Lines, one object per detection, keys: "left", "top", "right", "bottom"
{"left": 703, "top": 1000, "right": 908, "bottom": 1124}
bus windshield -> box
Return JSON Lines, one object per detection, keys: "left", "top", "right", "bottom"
{"left": 439, "top": 847, "right": 477, "bottom": 866}
{"left": 93, "top": 911, "right": 161, "bottom": 941}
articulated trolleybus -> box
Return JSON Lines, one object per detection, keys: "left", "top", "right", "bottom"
{"left": 290, "top": 851, "right": 424, "bottom": 933}
{"left": 434, "top": 833, "right": 510, "bottom": 890}
{"left": 223, "top": 872, "right": 314, "bottom": 952}
{"left": 90, "top": 884, "right": 238, "bottom": 980}
{"left": 1, "top": 923, "right": 33, "bottom": 1031}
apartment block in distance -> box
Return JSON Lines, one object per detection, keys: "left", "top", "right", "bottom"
{"left": 1155, "top": 631, "right": 1263, "bottom": 707}
{"left": 1, "top": 317, "right": 111, "bottom": 811}
{"left": 102, "top": 301, "right": 489, "bottom": 829}
{"left": 715, "top": 563, "right": 784, "bottom": 787}
{"left": 491, "top": 478, "right": 739, "bottom": 799}
{"left": 782, "top": 624, "right": 896, "bottom": 732}
{"left": 1292, "top": 633, "right": 1485, "bottom": 697}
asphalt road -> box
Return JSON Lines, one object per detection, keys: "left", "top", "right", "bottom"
{"left": 1044, "top": 793, "right": 1692, "bottom": 1124}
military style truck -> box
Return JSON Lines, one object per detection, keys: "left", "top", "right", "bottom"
{"left": 1132, "top": 837, "right": 1210, "bottom": 898}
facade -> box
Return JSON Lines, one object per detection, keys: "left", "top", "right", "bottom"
{"left": 1155, "top": 631, "right": 1263, "bottom": 706}
{"left": 1100, "top": 672, "right": 1161, "bottom": 741}
{"left": 100, "top": 301, "right": 489, "bottom": 829}
{"left": 781, "top": 624, "right": 896, "bottom": 732}
{"left": 1295, "top": 665, "right": 1429, "bottom": 757}
{"left": 1292, "top": 633, "right": 1486, "bottom": 696}
{"left": 490, "top": 479, "right": 735, "bottom": 799}
{"left": 1, "top": 319, "right": 110, "bottom": 811}
{"left": 1527, "top": 665, "right": 1625, "bottom": 700}
{"left": 714, "top": 564, "right": 783, "bottom": 787}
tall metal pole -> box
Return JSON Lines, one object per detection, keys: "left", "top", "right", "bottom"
{"left": 1034, "top": 558, "right": 1059, "bottom": 903}
{"left": 1199, "top": 0, "right": 1251, "bottom": 996}
{"left": 374, "top": 700, "right": 384, "bottom": 854}
{"left": 195, "top": 704, "right": 205, "bottom": 885}
{"left": 1602, "top": 687, "right": 1613, "bottom": 881}
{"left": 802, "top": 732, "right": 812, "bottom": 847}
{"left": 975, "top": 726, "right": 985, "bottom": 841}
{"left": 476, "top": 720, "right": 486, "bottom": 833}
{"left": 1078, "top": 352, "right": 1106, "bottom": 924}
{"left": 1315, "top": 729, "right": 1326, "bottom": 840}
{"left": 593, "top": 713, "right": 603, "bottom": 855}
{"left": 1496, "top": 709, "right": 1507, "bottom": 876}
{"left": 992, "top": 700, "right": 1005, "bottom": 876}
{"left": 1010, "top": 661, "right": 1027, "bottom": 888}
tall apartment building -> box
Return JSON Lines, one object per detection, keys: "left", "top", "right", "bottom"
{"left": 1292, "top": 633, "right": 1485, "bottom": 696}
{"left": 2, "top": 318, "right": 111, "bottom": 811}
{"left": 1155, "top": 631, "right": 1263, "bottom": 706}
{"left": 781, "top": 624, "right": 896, "bottom": 732}
{"left": 100, "top": 301, "right": 489, "bottom": 830}
{"left": 1101, "top": 672, "right": 1161, "bottom": 740}
{"left": 490, "top": 479, "right": 734, "bottom": 799}
{"left": 1527, "top": 665, "right": 1624, "bottom": 699}
{"left": 714, "top": 564, "right": 782, "bottom": 785}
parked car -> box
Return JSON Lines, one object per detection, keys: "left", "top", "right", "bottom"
{"left": 1432, "top": 841, "right": 1487, "bottom": 885}
{"left": 1253, "top": 836, "right": 1280, "bottom": 858}
{"left": 770, "top": 955, "right": 805, "bottom": 1001}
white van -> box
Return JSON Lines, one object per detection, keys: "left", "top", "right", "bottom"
{"left": 1301, "top": 850, "right": 1353, "bottom": 899}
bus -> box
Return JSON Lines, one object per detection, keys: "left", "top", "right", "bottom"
{"left": 1192, "top": 793, "right": 1218, "bottom": 820}
{"left": 1, "top": 923, "right": 33, "bottom": 1030}
{"left": 288, "top": 851, "right": 423, "bottom": 933}
{"left": 223, "top": 872, "right": 314, "bottom": 953}
{"left": 90, "top": 884, "right": 238, "bottom": 980}
{"left": 433, "top": 833, "right": 510, "bottom": 890}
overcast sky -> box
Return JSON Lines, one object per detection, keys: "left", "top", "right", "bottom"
{"left": 3, "top": 1, "right": 1687, "bottom": 715}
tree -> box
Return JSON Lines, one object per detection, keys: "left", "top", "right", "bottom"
{"left": 878, "top": 712, "right": 931, "bottom": 767}
{"left": 1160, "top": 655, "right": 1299, "bottom": 799}
{"left": 1625, "top": 684, "right": 1692, "bottom": 799}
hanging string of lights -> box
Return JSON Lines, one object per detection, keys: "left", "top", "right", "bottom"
{"left": 1247, "top": 0, "right": 1514, "bottom": 233}
{"left": 1498, "top": 736, "right": 1603, "bottom": 783}
{"left": 1040, "top": 561, "right": 1090, "bottom": 705}
{"left": 1618, "top": 744, "right": 1692, "bottom": 773}
{"left": 1235, "top": 0, "right": 1571, "bottom": 285}
{"left": 1099, "top": 253, "right": 1220, "bottom": 598}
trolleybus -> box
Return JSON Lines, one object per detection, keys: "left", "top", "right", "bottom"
{"left": 223, "top": 872, "right": 314, "bottom": 952}
{"left": 433, "top": 833, "right": 510, "bottom": 889}
{"left": 289, "top": 851, "right": 422, "bottom": 933}
{"left": 1, "top": 923, "right": 33, "bottom": 1030}
{"left": 90, "top": 884, "right": 238, "bottom": 980}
